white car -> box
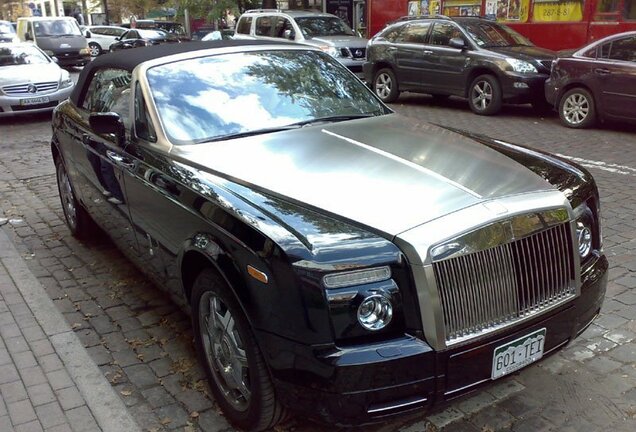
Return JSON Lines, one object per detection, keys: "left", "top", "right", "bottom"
{"left": 83, "top": 25, "right": 127, "bottom": 56}
{"left": 0, "top": 43, "right": 74, "bottom": 116}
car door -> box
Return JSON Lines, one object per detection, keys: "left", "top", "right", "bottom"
{"left": 422, "top": 21, "right": 468, "bottom": 94}
{"left": 595, "top": 35, "right": 636, "bottom": 120}
{"left": 73, "top": 68, "right": 139, "bottom": 254}
{"left": 392, "top": 21, "right": 432, "bottom": 89}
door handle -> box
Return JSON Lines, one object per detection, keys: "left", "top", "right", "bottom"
{"left": 422, "top": 50, "right": 434, "bottom": 55}
{"left": 594, "top": 68, "right": 611, "bottom": 75}
{"left": 106, "top": 150, "right": 136, "bottom": 170}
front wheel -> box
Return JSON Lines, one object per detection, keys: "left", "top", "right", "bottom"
{"left": 373, "top": 68, "right": 399, "bottom": 103}
{"left": 55, "top": 156, "right": 94, "bottom": 239}
{"left": 558, "top": 87, "right": 596, "bottom": 128}
{"left": 192, "top": 269, "right": 286, "bottom": 431}
{"left": 468, "top": 74, "right": 502, "bottom": 115}
{"left": 88, "top": 42, "right": 102, "bottom": 57}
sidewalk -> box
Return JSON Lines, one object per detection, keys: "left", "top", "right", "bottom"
{"left": 0, "top": 227, "right": 140, "bottom": 432}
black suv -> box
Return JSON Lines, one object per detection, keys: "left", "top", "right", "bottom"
{"left": 364, "top": 16, "right": 556, "bottom": 115}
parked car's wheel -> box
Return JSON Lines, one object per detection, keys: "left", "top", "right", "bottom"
{"left": 468, "top": 74, "right": 502, "bottom": 115}
{"left": 558, "top": 87, "right": 596, "bottom": 128}
{"left": 373, "top": 68, "right": 399, "bottom": 103}
{"left": 88, "top": 42, "right": 102, "bottom": 57}
{"left": 55, "top": 156, "right": 94, "bottom": 239}
{"left": 192, "top": 269, "right": 286, "bottom": 431}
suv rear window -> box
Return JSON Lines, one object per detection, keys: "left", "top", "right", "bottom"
{"left": 237, "top": 16, "right": 252, "bottom": 34}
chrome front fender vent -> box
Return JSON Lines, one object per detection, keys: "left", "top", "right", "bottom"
{"left": 431, "top": 210, "right": 577, "bottom": 346}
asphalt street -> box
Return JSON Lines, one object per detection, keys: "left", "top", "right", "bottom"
{"left": 0, "top": 70, "right": 635, "bottom": 432}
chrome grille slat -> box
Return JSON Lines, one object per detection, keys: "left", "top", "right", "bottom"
{"left": 2, "top": 81, "right": 59, "bottom": 95}
{"left": 433, "top": 222, "right": 575, "bottom": 344}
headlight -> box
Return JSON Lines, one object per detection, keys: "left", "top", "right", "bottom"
{"left": 320, "top": 45, "right": 340, "bottom": 58}
{"left": 506, "top": 58, "right": 537, "bottom": 74}
{"left": 574, "top": 204, "right": 594, "bottom": 261}
{"left": 60, "top": 71, "right": 73, "bottom": 89}
{"left": 357, "top": 294, "right": 393, "bottom": 331}
{"left": 323, "top": 266, "right": 391, "bottom": 289}
{"left": 80, "top": 48, "right": 91, "bottom": 55}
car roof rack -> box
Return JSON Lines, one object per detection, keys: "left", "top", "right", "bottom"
{"left": 391, "top": 14, "right": 452, "bottom": 23}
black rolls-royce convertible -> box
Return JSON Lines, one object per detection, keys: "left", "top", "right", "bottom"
{"left": 51, "top": 41, "right": 607, "bottom": 431}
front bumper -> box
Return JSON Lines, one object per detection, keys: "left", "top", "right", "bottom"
{"left": 500, "top": 72, "right": 549, "bottom": 104}
{"left": 338, "top": 57, "right": 366, "bottom": 79}
{"left": 52, "top": 50, "right": 90, "bottom": 67}
{"left": 544, "top": 77, "right": 560, "bottom": 107}
{"left": 0, "top": 86, "right": 74, "bottom": 117}
{"left": 259, "top": 253, "right": 607, "bottom": 425}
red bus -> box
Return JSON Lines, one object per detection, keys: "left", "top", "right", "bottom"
{"left": 367, "top": 0, "right": 636, "bottom": 50}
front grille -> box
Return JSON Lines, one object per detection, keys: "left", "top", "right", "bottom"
{"left": 433, "top": 222, "right": 575, "bottom": 344}
{"left": 539, "top": 60, "right": 553, "bottom": 71}
{"left": 2, "top": 81, "right": 59, "bottom": 95}
{"left": 340, "top": 47, "right": 366, "bottom": 59}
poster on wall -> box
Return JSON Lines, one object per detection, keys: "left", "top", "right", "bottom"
{"left": 485, "top": 0, "right": 497, "bottom": 18}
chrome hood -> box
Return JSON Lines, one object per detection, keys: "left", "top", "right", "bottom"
{"left": 175, "top": 114, "right": 555, "bottom": 237}
{"left": 0, "top": 63, "right": 62, "bottom": 86}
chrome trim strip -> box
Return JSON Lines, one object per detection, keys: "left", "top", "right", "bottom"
{"left": 367, "top": 396, "right": 428, "bottom": 414}
{"left": 326, "top": 289, "right": 359, "bottom": 304}
{"left": 320, "top": 129, "right": 483, "bottom": 199}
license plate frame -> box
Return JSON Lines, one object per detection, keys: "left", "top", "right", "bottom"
{"left": 491, "top": 328, "right": 546, "bottom": 380}
{"left": 19, "top": 96, "right": 50, "bottom": 106}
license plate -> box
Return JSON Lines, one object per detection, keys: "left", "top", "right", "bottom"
{"left": 20, "top": 96, "right": 50, "bottom": 106}
{"left": 492, "top": 328, "right": 546, "bottom": 380}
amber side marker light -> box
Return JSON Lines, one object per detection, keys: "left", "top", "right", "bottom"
{"left": 247, "top": 265, "right": 269, "bottom": 284}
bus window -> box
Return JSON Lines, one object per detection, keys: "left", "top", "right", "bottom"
{"left": 532, "top": 0, "right": 584, "bottom": 22}
{"left": 626, "top": 0, "right": 636, "bottom": 20}
{"left": 594, "top": 0, "right": 621, "bottom": 20}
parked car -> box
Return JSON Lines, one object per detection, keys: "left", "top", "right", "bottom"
{"left": 364, "top": 16, "right": 556, "bottom": 115}
{"left": 16, "top": 17, "right": 90, "bottom": 67}
{"left": 0, "top": 20, "right": 18, "bottom": 43}
{"left": 0, "top": 43, "right": 74, "bottom": 116}
{"left": 83, "top": 25, "right": 127, "bottom": 56}
{"left": 233, "top": 9, "right": 367, "bottom": 77}
{"left": 545, "top": 31, "right": 636, "bottom": 128}
{"left": 121, "top": 20, "right": 190, "bottom": 41}
{"left": 109, "top": 29, "right": 180, "bottom": 51}
{"left": 52, "top": 40, "right": 606, "bottom": 431}
{"left": 200, "top": 29, "right": 234, "bottom": 41}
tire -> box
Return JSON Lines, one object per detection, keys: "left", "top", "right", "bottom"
{"left": 88, "top": 42, "right": 102, "bottom": 57}
{"left": 55, "top": 156, "right": 94, "bottom": 240}
{"left": 373, "top": 68, "right": 399, "bottom": 103}
{"left": 468, "top": 74, "right": 502, "bottom": 115}
{"left": 558, "top": 87, "right": 596, "bottom": 129}
{"left": 191, "top": 269, "right": 286, "bottom": 431}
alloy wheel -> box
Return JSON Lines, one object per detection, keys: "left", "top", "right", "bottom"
{"left": 88, "top": 44, "right": 100, "bottom": 57}
{"left": 562, "top": 93, "right": 589, "bottom": 126}
{"left": 57, "top": 166, "right": 77, "bottom": 231}
{"left": 375, "top": 72, "right": 393, "bottom": 100}
{"left": 471, "top": 80, "right": 493, "bottom": 111}
{"left": 199, "top": 292, "right": 251, "bottom": 411}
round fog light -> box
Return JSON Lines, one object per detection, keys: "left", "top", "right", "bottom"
{"left": 577, "top": 222, "right": 592, "bottom": 259}
{"left": 357, "top": 294, "right": 393, "bottom": 331}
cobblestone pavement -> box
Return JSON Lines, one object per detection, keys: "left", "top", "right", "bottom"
{"left": 0, "top": 92, "right": 635, "bottom": 432}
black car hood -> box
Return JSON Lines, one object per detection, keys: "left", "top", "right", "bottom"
{"left": 488, "top": 45, "right": 556, "bottom": 61}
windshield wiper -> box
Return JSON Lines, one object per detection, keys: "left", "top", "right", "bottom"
{"left": 289, "top": 113, "right": 377, "bottom": 128}
{"left": 194, "top": 125, "right": 302, "bottom": 144}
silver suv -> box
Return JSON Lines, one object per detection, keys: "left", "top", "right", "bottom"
{"left": 233, "top": 9, "right": 368, "bottom": 76}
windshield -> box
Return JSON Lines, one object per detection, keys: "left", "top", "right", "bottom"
{"left": 147, "top": 50, "right": 387, "bottom": 145}
{"left": 33, "top": 19, "right": 82, "bottom": 37}
{"left": 0, "top": 22, "right": 15, "bottom": 35}
{"left": 459, "top": 21, "right": 532, "bottom": 48}
{"left": 138, "top": 29, "right": 171, "bottom": 40}
{"left": 0, "top": 45, "right": 50, "bottom": 66}
{"left": 295, "top": 17, "right": 355, "bottom": 37}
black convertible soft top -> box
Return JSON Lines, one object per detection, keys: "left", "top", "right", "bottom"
{"left": 70, "top": 40, "right": 295, "bottom": 106}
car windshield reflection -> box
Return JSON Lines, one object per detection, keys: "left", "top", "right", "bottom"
{"left": 147, "top": 50, "right": 388, "bottom": 145}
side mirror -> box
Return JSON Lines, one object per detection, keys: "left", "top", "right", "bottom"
{"left": 449, "top": 37, "right": 466, "bottom": 50}
{"left": 51, "top": 56, "right": 59, "bottom": 63}
{"left": 283, "top": 29, "right": 295, "bottom": 40}
{"left": 89, "top": 112, "right": 125, "bottom": 147}
{"left": 85, "top": 30, "right": 91, "bottom": 38}
{"left": 25, "top": 32, "right": 32, "bottom": 41}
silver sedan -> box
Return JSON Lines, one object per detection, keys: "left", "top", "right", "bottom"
{"left": 0, "top": 43, "right": 75, "bottom": 117}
